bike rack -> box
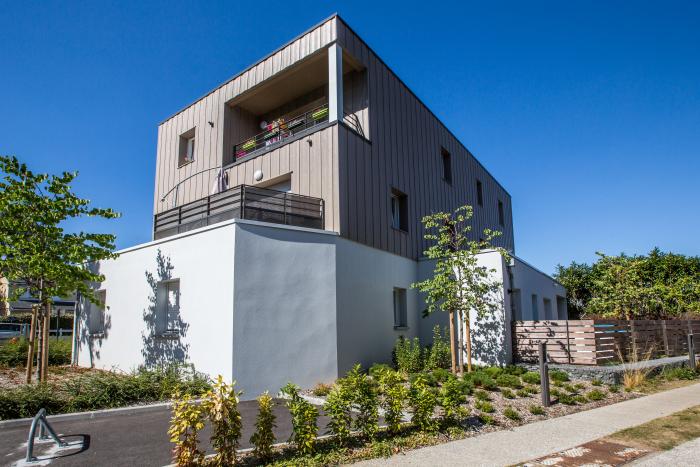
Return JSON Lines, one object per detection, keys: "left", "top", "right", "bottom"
{"left": 26, "top": 408, "right": 67, "bottom": 463}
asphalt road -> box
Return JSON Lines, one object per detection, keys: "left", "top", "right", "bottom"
{"left": 1, "top": 399, "right": 329, "bottom": 467}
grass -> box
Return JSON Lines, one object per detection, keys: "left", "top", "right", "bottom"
{"left": 607, "top": 405, "right": 700, "bottom": 451}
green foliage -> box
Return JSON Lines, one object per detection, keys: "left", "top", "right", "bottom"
{"left": 438, "top": 376, "right": 468, "bottom": 423}
{"left": 591, "top": 379, "right": 603, "bottom": 386}
{"left": 203, "top": 376, "right": 242, "bottom": 466}
{"left": 586, "top": 389, "right": 606, "bottom": 401}
{"left": 168, "top": 390, "right": 205, "bottom": 467}
{"left": 521, "top": 371, "right": 541, "bottom": 385}
{"left": 524, "top": 385, "right": 539, "bottom": 394}
{"left": 608, "top": 384, "right": 621, "bottom": 393}
{"left": 456, "top": 378, "right": 474, "bottom": 395}
{"left": 280, "top": 383, "right": 319, "bottom": 455}
{"left": 483, "top": 367, "right": 504, "bottom": 378}
{"left": 409, "top": 371, "right": 437, "bottom": 387}
{"left": 368, "top": 363, "right": 393, "bottom": 379}
{"left": 323, "top": 379, "right": 354, "bottom": 445}
{"left": 378, "top": 369, "right": 408, "bottom": 434}
{"left": 504, "top": 365, "right": 527, "bottom": 376}
{"left": 557, "top": 393, "right": 577, "bottom": 405}
{"left": 468, "top": 372, "right": 497, "bottom": 390}
{"left": 550, "top": 370, "right": 570, "bottom": 383}
{"left": 425, "top": 326, "right": 451, "bottom": 370}
{"left": 0, "top": 337, "right": 71, "bottom": 367}
{"left": 495, "top": 374, "right": 523, "bottom": 389}
{"left": 346, "top": 365, "right": 380, "bottom": 440}
{"left": 475, "top": 400, "right": 494, "bottom": 413}
{"left": 515, "top": 389, "right": 530, "bottom": 398}
{"left": 662, "top": 367, "right": 698, "bottom": 381}
{"left": 555, "top": 249, "right": 700, "bottom": 319}
{"left": 474, "top": 389, "right": 491, "bottom": 401}
{"left": 501, "top": 389, "right": 515, "bottom": 399}
{"left": 393, "top": 336, "right": 423, "bottom": 374}
{"left": 409, "top": 373, "right": 438, "bottom": 432}
{"left": 431, "top": 367, "right": 452, "bottom": 383}
{"left": 574, "top": 395, "right": 588, "bottom": 404}
{"left": 502, "top": 406, "right": 520, "bottom": 421}
{"left": 562, "top": 383, "right": 578, "bottom": 394}
{"left": 250, "top": 392, "right": 276, "bottom": 464}
{"left": 478, "top": 414, "right": 496, "bottom": 425}
{"left": 529, "top": 405, "right": 545, "bottom": 415}
{"left": 311, "top": 382, "right": 333, "bottom": 397}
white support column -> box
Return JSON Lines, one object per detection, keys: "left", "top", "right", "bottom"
{"left": 328, "top": 43, "right": 343, "bottom": 123}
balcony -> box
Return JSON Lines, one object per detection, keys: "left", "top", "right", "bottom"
{"left": 153, "top": 185, "right": 325, "bottom": 240}
{"left": 232, "top": 104, "right": 329, "bottom": 161}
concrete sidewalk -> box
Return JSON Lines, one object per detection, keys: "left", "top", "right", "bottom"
{"left": 630, "top": 437, "right": 700, "bottom": 466}
{"left": 354, "top": 382, "right": 700, "bottom": 467}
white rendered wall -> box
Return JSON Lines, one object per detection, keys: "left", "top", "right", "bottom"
{"left": 510, "top": 258, "right": 568, "bottom": 320}
{"left": 76, "top": 222, "right": 237, "bottom": 380}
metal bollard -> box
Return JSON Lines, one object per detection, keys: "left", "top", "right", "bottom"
{"left": 689, "top": 334, "right": 696, "bottom": 372}
{"left": 539, "top": 341, "right": 550, "bottom": 407}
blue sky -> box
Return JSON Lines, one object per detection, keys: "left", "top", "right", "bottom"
{"left": 1, "top": 1, "right": 698, "bottom": 274}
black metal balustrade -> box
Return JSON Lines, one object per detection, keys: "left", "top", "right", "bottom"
{"left": 232, "top": 104, "right": 329, "bottom": 161}
{"left": 153, "top": 185, "right": 325, "bottom": 239}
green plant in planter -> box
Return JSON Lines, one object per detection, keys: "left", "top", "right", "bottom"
{"left": 521, "top": 371, "right": 541, "bottom": 385}
{"left": 280, "top": 383, "right": 318, "bottom": 455}
{"left": 323, "top": 379, "right": 354, "bottom": 445}
{"left": 496, "top": 374, "right": 523, "bottom": 389}
{"left": 250, "top": 392, "right": 276, "bottom": 464}
{"left": 439, "top": 376, "right": 468, "bottom": 424}
{"left": 378, "top": 369, "right": 409, "bottom": 434}
{"left": 346, "top": 365, "right": 379, "bottom": 440}
{"left": 409, "top": 373, "right": 438, "bottom": 432}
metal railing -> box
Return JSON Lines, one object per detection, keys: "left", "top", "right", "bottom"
{"left": 232, "top": 104, "right": 329, "bottom": 161}
{"left": 343, "top": 111, "right": 365, "bottom": 138}
{"left": 26, "top": 408, "right": 67, "bottom": 462}
{"left": 153, "top": 184, "right": 325, "bottom": 239}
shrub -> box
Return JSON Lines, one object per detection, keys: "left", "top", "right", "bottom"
{"left": 323, "top": 379, "right": 354, "bottom": 445}
{"left": 280, "top": 383, "right": 318, "bottom": 455}
{"left": 550, "top": 370, "right": 570, "bottom": 383}
{"left": 168, "top": 390, "right": 205, "bottom": 467}
{"left": 521, "top": 371, "right": 541, "bottom": 385}
{"left": 439, "top": 376, "right": 468, "bottom": 423}
{"left": 378, "top": 369, "right": 408, "bottom": 434}
{"left": 591, "top": 379, "right": 603, "bottom": 386}
{"left": 557, "top": 393, "right": 577, "bottom": 405}
{"left": 529, "top": 405, "right": 545, "bottom": 415}
{"left": 608, "top": 384, "right": 620, "bottom": 393}
{"left": 662, "top": 367, "right": 698, "bottom": 381}
{"left": 478, "top": 414, "right": 496, "bottom": 425}
{"left": 524, "top": 385, "right": 539, "bottom": 394}
{"left": 311, "top": 382, "right": 333, "bottom": 397}
{"left": 562, "top": 383, "right": 578, "bottom": 394}
{"left": 393, "top": 336, "right": 423, "bottom": 374}
{"left": 425, "top": 326, "right": 451, "bottom": 370}
{"left": 586, "top": 389, "right": 606, "bottom": 401}
{"left": 504, "top": 365, "right": 527, "bottom": 376}
{"left": 346, "top": 365, "right": 379, "bottom": 440}
{"left": 368, "top": 363, "right": 393, "bottom": 379}
{"left": 515, "top": 389, "right": 529, "bottom": 398}
{"left": 474, "top": 389, "right": 491, "bottom": 401}
{"left": 475, "top": 400, "right": 494, "bottom": 413}
{"left": 204, "top": 376, "right": 242, "bottom": 466}
{"left": 574, "top": 395, "right": 587, "bottom": 404}
{"left": 496, "top": 374, "right": 523, "bottom": 389}
{"left": 409, "top": 373, "right": 438, "bottom": 432}
{"left": 469, "top": 372, "right": 497, "bottom": 390}
{"left": 250, "top": 392, "right": 276, "bottom": 463}
{"left": 483, "top": 367, "right": 504, "bottom": 379}
{"left": 502, "top": 406, "right": 520, "bottom": 421}
{"left": 456, "top": 378, "right": 474, "bottom": 395}
{"left": 432, "top": 367, "right": 452, "bottom": 384}
{"left": 0, "top": 337, "right": 72, "bottom": 367}
{"left": 574, "top": 382, "right": 586, "bottom": 390}
{"left": 501, "top": 389, "right": 515, "bottom": 399}
{"left": 409, "top": 371, "right": 437, "bottom": 387}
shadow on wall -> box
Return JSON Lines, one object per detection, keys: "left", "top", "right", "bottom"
{"left": 141, "top": 249, "right": 190, "bottom": 367}
{"left": 79, "top": 262, "right": 112, "bottom": 367}
{"left": 470, "top": 286, "right": 508, "bottom": 366}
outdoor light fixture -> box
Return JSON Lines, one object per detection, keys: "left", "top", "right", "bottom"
{"left": 254, "top": 170, "right": 263, "bottom": 181}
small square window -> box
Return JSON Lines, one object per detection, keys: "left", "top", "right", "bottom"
{"left": 393, "top": 288, "right": 407, "bottom": 328}
{"left": 498, "top": 200, "right": 505, "bottom": 226}
{"left": 390, "top": 189, "right": 408, "bottom": 232}
{"left": 178, "top": 128, "right": 196, "bottom": 166}
{"left": 157, "top": 279, "right": 180, "bottom": 335}
{"left": 476, "top": 180, "right": 483, "bottom": 206}
{"left": 88, "top": 290, "right": 106, "bottom": 335}
{"left": 441, "top": 147, "right": 452, "bottom": 184}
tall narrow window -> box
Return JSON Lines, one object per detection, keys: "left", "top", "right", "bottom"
{"left": 531, "top": 294, "right": 539, "bottom": 320}
{"left": 88, "top": 290, "right": 106, "bottom": 335}
{"left": 543, "top": 298, "right": 552, "bottom": 320}
{"left": 390, "top": 189, "right": 408, "bottom": 231}
{"left": 476, "top": 180, "right": 483, "bottom": 206}
{"left": 441, "top": 147, "right": 452, "bottom": 184}
{"left": 393, "top": 287, "right": 407, "bottom": 328}
{"left": 498, "top": 200, "right": 505, "bottom": 226}
{"left": 178, "top": 128, "right": 196, "bottom": 166}
{"left": 157, "top": 279, "right": 180, "bottom": 335}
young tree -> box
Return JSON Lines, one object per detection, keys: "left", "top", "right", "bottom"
{"left": 412, "top": 205, "right": 508, "bottom": 373}
{"left": 0, "top": 155, "right": 118, "bottom": 383}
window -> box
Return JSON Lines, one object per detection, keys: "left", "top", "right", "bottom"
{"left": 88, "top": 290, "right": 106, "bottom": 335}
{"left": 441, "top": 147, "right": 452, "bottom": 184}
{"left": 393, "top": 288, "right": 407, "bottom": 328}
{"left": 543, "top": 298, "right": 552, "bottom": 319}
{"left": 511, "top": 289, "right": 522, "bottom": 320}
{"left": 498, "top": 200, "right": 505, "bottom": 226}
{"left": 157, "top": 279, "right": 180, "bottom": 335}
{"left": 531, "top": 294, "right": 539, "bottom": 320}
{"left": 556, "top": 296, "right": 568, "bottom": 319}
{"left": 390, "top": 189, "right": 408, "bottom": 231}
{"left": 178, "top": 128, "right": 196, "bottom": 166}
{"left": 476, "top": 180, "right": 483, "bottom": 206}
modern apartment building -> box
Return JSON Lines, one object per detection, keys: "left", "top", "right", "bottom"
{"left": 75, "top": 15, "right": 565, "bottom": 397}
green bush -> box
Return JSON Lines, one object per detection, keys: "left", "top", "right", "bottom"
{"left": 280, "top": 383, "right": 318, "bottom": 455}
{"left": 474, "top": 389, "right": 491, "bottom": 401}
{"left": 438, "top": 377, "right": 468, "bottom": 423}
{"left": 557, "top": 393, "right": 577, "bottom": 405}
{"left": 323, "top": 379, "right": 354, "bottom": 445}
{"left": 203, "top": 376, "right": 242, "bottom": 466}
{"left": 562, "top": 383, "right": 578, "bottom": 394}
{"left": 591, "top": 379, "right": 603, "bottom": 386}
{"left": 432, "top": 367, "right": 452, "bottom": 383}
{"left": 483, "top": 367, "right": 504, "bottom": 379}
{"left": 515, "top": 389, "right": 529, "bottom": 398}
{"left": 478, "top": 414, "right": 496, "bottom": 425}
{"left": 608, "top": 384, "right": 620, "bottom": 393}
{"left": 368, "top": 363, "right": 392, "bottom": 379}
{"left": 574, "top": 395, "right": 587, "bottom": 404}
{"left": 409, "top": 373, "right": 437, "bottom": 432}
{"left": 501, "top": 389, "right": 515, "bottom": 399}
{"left": 393, "top": 336, "right": 423, "bottom": 374}
{"left": 425, "top": 326, "right": 451, "bottom": 370}
{"left": 469, "top": 372, "right": 497, "bottom": 390}
{"left": 662, "top": 367, "right": 698, "bottom": 381}
{"left": 456, "top": 378, "right": 474, "bottom": 395}
{"left": 495, "top": 374, "right": 523, "bottom": 389}
{"left": 0, "top": 337, "right": 72, "bottom": 367}
{"left": 409, "top": 371, "right": 437, "bottom": 387}
{"left": 504, "top": 365, "right": 527, "bottom": 376}
{"left": 346, "top": 365, "right": 379, "bottom": 440}
{"left": 521, "top": 371, "right": 541, "bottom": 385}
{"left": 586, "top": 389, "right": 606, "bottom": 401}
{"left": 250, "top": 392, "right": 276, "bottom": 463}
{"left": 502, "top": 406, "right": 520, "bottom": 421}
{"left": 378, "top": 369, "right": 408, "bottom": 434}
{"left": 311, "top": 382, "right": 333, "bottom": 397}
{"left": 529, "top": 405, "right": 545, "bottom": 415}
{"left": 475, "top": 400, "right": 494, "bottom": 413}
{"left": 550, "top": 370, "right": 570, "bottom": 383}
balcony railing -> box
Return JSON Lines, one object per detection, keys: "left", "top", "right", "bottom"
{"left": 153, "top": 185, "right": 325, "bottom": 240}
{"left": 232, "top": 104, "right": 329, "bottom": 161}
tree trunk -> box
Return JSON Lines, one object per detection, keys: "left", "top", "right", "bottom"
{"left": 448, "top": 310, "right": 457, "bottom": 374}
{"left": 465, "top": 310, "right": 473, "bottom": 373}
{"left": 36, "top": 307, "right": 44, "bottom": 382}
{"left": 40, "top": 302, "right": 50, "bottom": 382}
{"left": 456, "top": 310, "right": 464, "bottom": 376}
{"left": 25, "top": 305, "right": 38, "bottom": 384}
